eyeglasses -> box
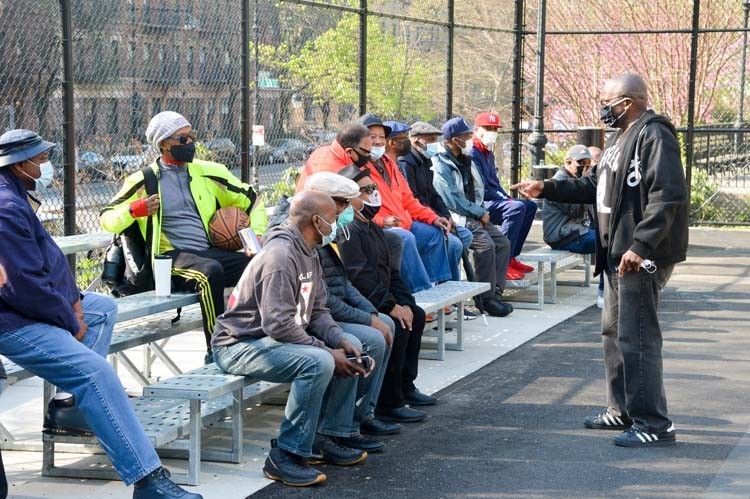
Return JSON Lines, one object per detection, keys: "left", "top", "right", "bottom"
{"left": 359, "top": 183, "right": 378, "bottom": 194}
{"left": 331, "top": 196, "right": 351, "bottom": 205}
{"left": 166, "top": 134, "right": 195, "bottom": 144}
{"left": 599, "top": 95, "right": 630, "bottom": 108}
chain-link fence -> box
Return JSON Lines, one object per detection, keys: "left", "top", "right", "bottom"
{"left": 0, "top": 0, "right": 749, "bottom": 257}
{"left": 522, "top": 0, "right": 750, "bottom": 225}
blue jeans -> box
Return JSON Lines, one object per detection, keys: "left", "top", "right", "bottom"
{"left": 555, "top": 231, "right": 603, "bottom": 291}
{"left": 485, "top": 198, "right": 537, "bottom": 257}
{"left": 557, "top": 230, "right": 596, "bottom": 255}
{"left": 338, "top": 313, "right": 395, "bottom": 432}
{"left": 386, "top": 227, "right": 432, "bottom": 292}
{"left": 0, "top": 292, "right": 161, "bottom": 485}
{"left": 390, "top": 222, "right": 452, "bottom": 291}
{"left": 214, "top": 333, "right": 360, "bottom": 457}
{"left": 446, "top": 232, "right": 465, "bottom": 282}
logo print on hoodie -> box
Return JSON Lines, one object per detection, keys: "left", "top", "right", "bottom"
{"left": 294, "top": 280, "right": 314, "bottom": 326}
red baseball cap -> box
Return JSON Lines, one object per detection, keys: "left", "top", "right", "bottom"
{"left": 475, "top": 112, "right": 503, "bottom": 128}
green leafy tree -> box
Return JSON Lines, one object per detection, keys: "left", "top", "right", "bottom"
{"left": 284, "top": 15, "right": 442, "bottom": 121}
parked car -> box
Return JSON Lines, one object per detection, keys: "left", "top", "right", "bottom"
{"left": 110, "top": 145, "right": 155, "bottom": 176}
{"left": 78, "top": 151, "right": 108, "bottom": 180}
{"left": 266, "top": 138, "right": 309, "bottom": 164}
{"left": 203, "top": 137, "right": 237, "bottom": 166}
{"left": 49, "top": 144, "right": 109, "bottom": 182}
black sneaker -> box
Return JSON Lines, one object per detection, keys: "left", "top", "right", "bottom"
{"left": 263, "top": 440, "right": 326, "bottom": 487}
{"left": 43, "top": 395, "right": 93, "bottom": 437}
{"left": 613, "top": 424, "right": 677, "bottom": 447}
{"left": 463, "top": 309, "right": 478, "bottom": 321}
{"left": 308, "top": 434, "right": 367, "bottom": 466}
{"left": 133, "top": 467, "right": 203, "bottom": 499}
{"left": 484, "top": 299, "right": 513, "bottom": 317}
{"left": 338, "top": 434, "right": 385, "bottom": 453}
{"left": 360, "top": 418, "right": 401, "bottom": 436}
{"left": 584, "top": 410, "right": 633, "bottom": 430}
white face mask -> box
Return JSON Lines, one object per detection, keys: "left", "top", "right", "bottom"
{"left": 480, "top": 130, "right": 498, "bottom": 148}
{"left": 423, "top": 142, "right": 440, "bottom": 159}
{"left": 23, "top": 160, "right": 55, "bottom": 192}
{"left": 458, "top": 138, "right": 473, "bottom": 156}
{"left": 370, "top": 145, "right": 386, "bottom": 160}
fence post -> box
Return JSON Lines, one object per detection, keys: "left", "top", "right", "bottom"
{"left": 510, "top": 0, "right": 525, "bottom": 189}
{"left": 685, "top": 0, "right": 701, "bottom": 204}
{"left": 446, "top": 0, "right": 456, "bottom": 118}
{"left": 527, "top": 0, "right": 548, "bottom": 180}
{"left": 359, "top": 0, "right": 367, "bottom": 115}
{"left": 59, "top": 0, "right": 76, "bottom": 261}
{"left": 241, "top": 0, "right": 251, "bottom": 185}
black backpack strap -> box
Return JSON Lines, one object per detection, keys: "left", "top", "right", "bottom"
{"left": 141, "top": 165, "right": 159, "bottom": 262}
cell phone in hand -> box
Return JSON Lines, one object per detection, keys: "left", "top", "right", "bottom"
{"left": 238, "top": 227, "right": 262, "bottom": 255}
{"left": 346, "top": 354, "right": 372, "bottom": 372}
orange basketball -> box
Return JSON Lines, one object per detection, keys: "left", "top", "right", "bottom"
{"left": 208, "top": 206, "right": 249, "bottom": 251}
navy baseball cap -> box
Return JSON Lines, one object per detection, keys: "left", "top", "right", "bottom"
{"left": 0, "top": 129, "right": 55, "bottom": 168}
{"left": 383, "top": 121, "right": 411, "bottom": 138}
{"left": 358, "top": 113, "right": 392, "bottom": 137}
{"left": 441, "top": 117, "right": 474, "bottom": 139}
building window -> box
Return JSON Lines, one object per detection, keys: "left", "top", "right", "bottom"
{"left": 108, "top": 99, "right": 119, "bottom": 135}
{"left": 85, "top": 99, "right": 97, "bottom": 137}
{"left": 187, "top": 46, "right": 194, "bottom": 78}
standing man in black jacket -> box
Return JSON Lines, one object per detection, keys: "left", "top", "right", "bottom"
{"left": 338, "top": 166, "right": 432, "bottom": 423}
{"left": 512, "top": 73, "right": 688, "bottom": 448}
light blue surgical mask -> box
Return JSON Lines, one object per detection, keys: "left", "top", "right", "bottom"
{"left": 316, "top": 215, "right": 338, "bottom": 246}
{"left": 423, "top": 142, "right": 440, "bottom": 159}
{"left": 370, "top": 145, "right": 386, "bottom": 161}
{"left": 338, "top": 205, "right": 355, "bottom": 227}
{"left": 23, "top": 160, "right": 55, "bottom": 192}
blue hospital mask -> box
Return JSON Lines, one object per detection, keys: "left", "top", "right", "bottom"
{"left": 316, "top": 215, "right": 338, "bottom": 246}
{"left": 338, "top": 205, "right": 355, "bottom": 227}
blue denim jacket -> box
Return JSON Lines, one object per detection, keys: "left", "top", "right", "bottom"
{"left": 0, "top": 170, "right": 80, "bottom": 335}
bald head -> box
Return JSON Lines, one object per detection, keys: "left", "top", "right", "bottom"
{"left": 604, "top": 73, "right": 648, "bottom": 109}
{"left": 290, "top": 190, "right": 336, "bottom": 227}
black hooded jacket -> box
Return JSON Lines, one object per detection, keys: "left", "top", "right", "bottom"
{"left": 397, "top": 149, "right": 451, "bottom": 219}
{"left": 541, "top": 110, "right": 688, "bottom": 275}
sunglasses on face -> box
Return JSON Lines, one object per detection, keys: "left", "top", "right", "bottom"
{"left": 359, "top": 183, "right": 378, "bottom": 194}
{"left": 166, "top": 134, "right": 195, "bottom": 144}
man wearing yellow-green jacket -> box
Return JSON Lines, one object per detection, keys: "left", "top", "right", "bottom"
{"left": 101, "top": 111, "right": 265, "bottom": 359}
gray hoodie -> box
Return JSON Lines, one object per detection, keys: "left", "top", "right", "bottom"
{"left": 211, "top": 224, "right": 344, "bottom": 349}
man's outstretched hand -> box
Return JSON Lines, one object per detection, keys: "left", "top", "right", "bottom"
{"left": 510, "top": 180, "right": 544, "bottom": 199}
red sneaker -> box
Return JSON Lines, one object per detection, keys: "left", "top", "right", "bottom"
{"left": 506, "top": 267, "right": 525, "bottom": 280}
{"left": 510, "top": 257, "right": 535, "bottom": 273}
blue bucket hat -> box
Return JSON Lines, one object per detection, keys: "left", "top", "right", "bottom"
{"left": 441, "top": 117, "right": 474, "bottom": 139}
{"left": 0, "top": 129, "right": 55, "bottom": 168}
{"left": 383, "top": 121, "right": 411, "bottom": 138}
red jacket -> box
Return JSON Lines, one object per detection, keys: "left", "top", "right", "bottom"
{"left": 296, "top": 140, "right": 352, "bottom": 193}
{"left": 369, "top": 155, "right": 438, "bottom": 230}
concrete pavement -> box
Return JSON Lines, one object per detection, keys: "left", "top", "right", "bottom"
{"left": 248, "top": 227, "right": 750, "bottom": 499}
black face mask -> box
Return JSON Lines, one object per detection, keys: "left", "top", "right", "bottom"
{"left": 359, "top": 202, "right": 380, "bottom": 221}
{"left": 575, "top": 166, "right": 585, "bottom": 177}
{"left": 169, "top": 142, "right": 196, "bottom": 163}
{"left": 353, "top": 153, "right": 370, "bottom": 168}
{"left": 397, "top": 140, "right": 412, "bottom": 156}
{"left": 599, "top": 98, "right": 628, "bottom": 128}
